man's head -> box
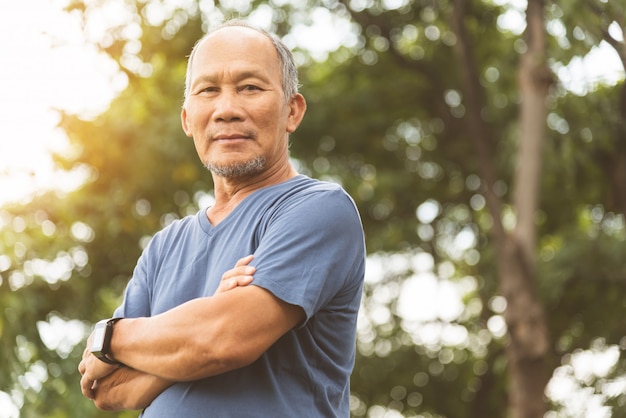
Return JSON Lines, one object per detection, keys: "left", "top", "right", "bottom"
{"left": 180, "top": 20, "right": 307, "bottom": 181}
{"left": 184, "top": 20, "right": 300, "bottom": 104}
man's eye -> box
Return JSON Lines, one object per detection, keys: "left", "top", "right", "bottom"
{"left": 241, "top": 85, "right": 261, "bottom": 92}
{"left": 193, "top": 86, "right": 218, "bottom": 95}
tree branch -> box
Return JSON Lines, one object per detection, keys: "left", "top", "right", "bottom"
{"left": 450, "top": 0, "right": 506, "bottom": 245}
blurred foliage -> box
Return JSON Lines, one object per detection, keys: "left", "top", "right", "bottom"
{"left": 1, "top": 0, "right": 625, "bottom": 417}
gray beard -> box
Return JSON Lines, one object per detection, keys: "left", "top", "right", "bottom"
{"left": 205, "top": 156, "right": 267, "bottom": 179}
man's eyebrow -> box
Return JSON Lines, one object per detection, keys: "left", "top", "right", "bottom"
{"left": 232, "top": 69, "right": 272, "bottom": 83}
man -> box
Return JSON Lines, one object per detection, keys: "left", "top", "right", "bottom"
{"left": 79, "top": 19, "right": 365, "bottom": 417}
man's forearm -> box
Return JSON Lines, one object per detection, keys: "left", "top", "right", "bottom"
{"left": 108, "top": 287, "right": 304, "bottom": 381}
{"left": 108, "top": 295, "right": 254, "bottom": 381}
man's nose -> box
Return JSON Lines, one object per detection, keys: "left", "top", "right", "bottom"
{"left": 212, "top": 90, "right": 245, "bottom": 122}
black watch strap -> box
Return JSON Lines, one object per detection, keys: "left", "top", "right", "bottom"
{"left": 97, "top": 354, "right": 120, "bottom": 365}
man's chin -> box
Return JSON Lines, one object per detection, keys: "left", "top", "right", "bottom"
{"left": 205, "top": 157, "right": 266, "bottom": 179}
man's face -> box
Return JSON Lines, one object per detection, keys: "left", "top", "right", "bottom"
{"left": 181, "top": 27, "right": 304, "bottom": 180}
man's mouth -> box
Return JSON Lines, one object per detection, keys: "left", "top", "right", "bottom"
{"left": 212, "top": 133, "right": 254, "bottom": 142}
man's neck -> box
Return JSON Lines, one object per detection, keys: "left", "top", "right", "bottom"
{"left": 206, "top": 164, "right": 298, "bottom": 226}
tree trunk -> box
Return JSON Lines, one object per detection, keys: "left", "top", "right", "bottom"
{"left": 503, "top": 0, "right": 552, "bottom": 416}
{"left": 451, "top": 0, "right": 552, "bottom": 412}
{"left": 450, "top": 1, "right": 552, "bottom": 414}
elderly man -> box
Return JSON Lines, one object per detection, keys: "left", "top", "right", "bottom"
{"left": 79, "top": 19, "right": 365, "bottom": 418}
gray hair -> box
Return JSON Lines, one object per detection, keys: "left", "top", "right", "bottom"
{"left": 183, "top": 20, "right": 300, "bottom": 103}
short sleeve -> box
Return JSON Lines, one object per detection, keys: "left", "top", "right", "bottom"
{"left": 249, "top": 187, "right": 365, "bottom": 321}
{"left": 113, "top": 241, "right": 154, "bottom": 318}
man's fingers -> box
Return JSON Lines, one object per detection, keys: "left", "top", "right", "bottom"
{"left": 232, "top": 276, "right": 253, "bottom": 286}
{"left": 221, "top": 266, "right": 255, "bottom": 281}
{"left": 80, "top": 374, "right": 95, "bottom": 400}
{"left": 216, "top": 276, "right": 253, "bottom": 294}
{"left": 215, "top": 255, "right": 255, "bottom": 294}
{"left": 234, "top": 255, "right": 254, "bottom": 267}
{"left": 221, "top": 260, "right": 255, "bottom": 281}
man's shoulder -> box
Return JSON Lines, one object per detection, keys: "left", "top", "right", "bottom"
{"left": 277, "top": 175, "right": 353, "bottom": 204}
{"left": 259, "top": 177, "right": 363, "bottom": 239}
{"left": 287, "top": 174, "right": 343, "bottom": 191}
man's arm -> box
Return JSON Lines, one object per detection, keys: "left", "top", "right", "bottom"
{"left": 80, "top": 256, "right": 258, "bottom": 408}
{"left": 81, "top": 285, "right": 305, "bottom": 390}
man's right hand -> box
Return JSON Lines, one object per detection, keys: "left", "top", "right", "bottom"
{"left": 215, "top": 255, "right": 255, "bottom": 294}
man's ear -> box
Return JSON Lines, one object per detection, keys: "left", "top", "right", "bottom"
{"left": 286, "top": 94, "right": 307, "bottom": 134}
{"left": 181, "top": 106, "right": 192, "bottom": 137}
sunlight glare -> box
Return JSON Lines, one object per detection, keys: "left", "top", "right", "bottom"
{"left": 0, "top": 0, "right": 124, "bottom": 206}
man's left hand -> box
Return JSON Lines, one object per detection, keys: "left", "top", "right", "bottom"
{"left": 78, "top": 333, "right": 120, "bottom": 400}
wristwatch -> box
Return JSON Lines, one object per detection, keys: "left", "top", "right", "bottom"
{"left": 90, "top": 318, "right": 123, "bottom": 364}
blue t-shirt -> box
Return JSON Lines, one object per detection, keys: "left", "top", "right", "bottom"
{"left": 113, "top": 175, "right": 366, "bottom": 417}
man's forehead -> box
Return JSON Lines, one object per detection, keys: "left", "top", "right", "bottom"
{"left": 191, "top": 27, "right": 279, "bottom": 73}
{"left": 200, "top": 25, "right": 272, "bottom": 50}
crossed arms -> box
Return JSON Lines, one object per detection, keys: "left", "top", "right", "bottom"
{"left": 78, "top": 256, "right": 305, "bottom": 411}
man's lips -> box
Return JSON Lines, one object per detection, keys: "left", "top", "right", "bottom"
{"left": 213, "top": 133, "right": 251, "bottom": 141}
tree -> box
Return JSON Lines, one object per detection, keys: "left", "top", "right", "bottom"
{"left": 295, "top": 0, "right": 626, "bottom": 416}
{"left": 1, "top": 0, "right": 625, "bottom": 417}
